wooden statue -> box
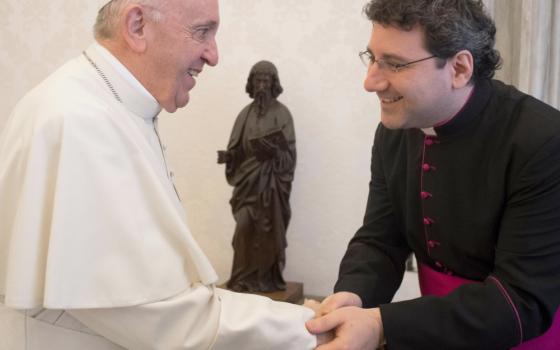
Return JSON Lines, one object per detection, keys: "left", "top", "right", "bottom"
{"left": 218, "top": 61, "right": 296, "bottom": 293}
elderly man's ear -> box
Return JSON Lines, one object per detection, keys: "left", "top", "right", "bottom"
{"left": 121, "top": 5, "right": 149, "bottom": 53}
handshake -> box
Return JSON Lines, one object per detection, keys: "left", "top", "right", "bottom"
{"left": 303, "top": 292, "right": 385, "bottom": 350}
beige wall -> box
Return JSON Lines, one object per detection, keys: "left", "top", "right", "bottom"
{"left": 0, "top": 1, "right": 421, "bottom": 298}
{"left": 0, "top": 1, "right": 101, "bottom": 128}
{"left": 164, "top": 1, "right": 382, "bottom": 297}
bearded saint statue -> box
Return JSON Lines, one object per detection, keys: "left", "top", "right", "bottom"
{"left": 217, "top": 61, "right": 296, "bottom": 293}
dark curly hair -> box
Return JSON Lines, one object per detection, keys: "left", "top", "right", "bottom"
{"left": 245, "top": 61, "right": 284, "bottom": 99}
{"left": 364, "top": 0, "right": 502, "bottom": 82}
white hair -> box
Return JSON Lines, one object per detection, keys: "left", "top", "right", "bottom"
{"left": 94, "top": 0, "right": 164, "bottom": 39}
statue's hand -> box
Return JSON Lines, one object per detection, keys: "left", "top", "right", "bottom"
{"left": 217, "top": 150, "right": 231, "bottom": 164}
{"left": 258, "top": 138, "right": 279, "bottom": 159}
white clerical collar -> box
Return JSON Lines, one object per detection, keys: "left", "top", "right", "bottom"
{"left": 85, "top": 42, "right": 162, "bottom": 120}
{"left": 422, "top": 127, "right": 437, "bottom": 136}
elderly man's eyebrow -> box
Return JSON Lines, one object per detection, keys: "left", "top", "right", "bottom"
{"left": 192, "top": 20, "right": 219, "bottom": 30}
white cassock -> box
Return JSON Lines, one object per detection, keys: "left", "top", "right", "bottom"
{"left": 0, "top": 42, "right": 316, "bottom": 350}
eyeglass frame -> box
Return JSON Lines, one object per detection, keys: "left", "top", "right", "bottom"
{"left": 359, "top": 50, "right": 439, "bottom": 73}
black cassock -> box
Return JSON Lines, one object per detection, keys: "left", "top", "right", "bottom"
{"left": 336, "top": 79, "right": 560, "bottom": 349}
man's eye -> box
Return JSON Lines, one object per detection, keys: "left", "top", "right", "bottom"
{"left": 193, "top": 28, "right": 210, "bottom": 42}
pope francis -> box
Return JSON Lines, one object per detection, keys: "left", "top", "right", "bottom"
{"left": 0, "top": 0, "right": 319, "bottom": 349}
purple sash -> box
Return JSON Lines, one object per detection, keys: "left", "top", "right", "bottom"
{"left": 418, "top": 263, "right": 560, "bottom": 349}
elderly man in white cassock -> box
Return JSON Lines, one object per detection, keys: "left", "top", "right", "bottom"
{"left": 0, "top": 1, "right": 325, "bottom": 349}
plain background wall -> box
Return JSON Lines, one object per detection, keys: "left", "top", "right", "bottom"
{"left": 1, "top": 1, "right": 420, "bottom": 299}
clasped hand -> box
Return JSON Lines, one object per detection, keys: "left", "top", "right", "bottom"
{"left": 304, "top": 292, "right": 384, "bottom": 350}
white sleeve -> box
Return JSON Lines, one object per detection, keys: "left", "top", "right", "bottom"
{"left": 211, "top": 288, "right": 317, "bottom": 350}
{"left": 68, "top": 284, "right": 317, "bottom": 350}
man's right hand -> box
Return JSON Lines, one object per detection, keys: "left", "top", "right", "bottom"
{"left": 307, "top": 306, "right": 383, "bottom": 350}
{"left": 303, "top": 299, "right": 335, "bottom": 346}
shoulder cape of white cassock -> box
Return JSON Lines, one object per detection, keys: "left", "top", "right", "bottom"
{"left": 0, "top": 43, "right": 217, "bottom": 309}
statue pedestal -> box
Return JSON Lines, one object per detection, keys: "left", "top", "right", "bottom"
{"left": 221, "top": 281, "right": 304, "bottom": 305}
{"left": 254, "top": 282, "right": 304, "bottom": 304}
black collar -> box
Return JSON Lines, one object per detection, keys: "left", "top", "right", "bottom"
{"left": 434, "top": 79, "right": 493, "bottom": 139}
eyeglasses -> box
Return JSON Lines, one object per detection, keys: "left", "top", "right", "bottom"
{"left": 359, "top": 50, "right": 438, "bottom": 73}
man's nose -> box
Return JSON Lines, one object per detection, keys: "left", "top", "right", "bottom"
{"left": 363, "top": 64, "right": 389, "bottom": 92}
{"left": 202, "top": 37, "right": 219, "bottom": 66}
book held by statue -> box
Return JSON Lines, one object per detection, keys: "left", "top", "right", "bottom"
{"left": 249, "top": 129, "right": 288, "bottom": 159}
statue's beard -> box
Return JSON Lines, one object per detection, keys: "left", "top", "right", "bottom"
{"left": 254, "top": 90, "right": 272, "bottom": 116}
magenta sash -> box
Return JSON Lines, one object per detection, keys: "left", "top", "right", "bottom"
{"left": 418, "top": 263, "right": 560, "bottom": 349}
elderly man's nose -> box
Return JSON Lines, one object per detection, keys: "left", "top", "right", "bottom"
{"left": 202, "top": 37, "right": 219, "bottom": 66}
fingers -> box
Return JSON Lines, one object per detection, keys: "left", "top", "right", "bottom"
{"left": 319, "top": 295, "right": 338, "bottom": 315}
{"left": 259, "top": 139, "right": 279, "bottom": 154}
{"left": 320, "top": 292, "right": 362, "bottom": 315}
{"left": 260, "top": 138, "right": 274, "bottom": 147}
{"left": 303, "top": 298, "right": 321, "bottom": 317}
{"left": 312, "top": 307, "right": 383, "bottom": 350}
{"left": 316, "top": 337, "right": 345, "bottom": 350}
{"left": 306, "top": 310, "right": 343, "bottom": 334}
{"left": 304, "top": 298, "right": 320, "bottom": 307}
{"left": 305, "top": 299, "right": 336, "bottom": 347}
{"left": 217, "top": 150, "right": 229, "bottom": 163}
{"left": 258, "top": 138, "right": 272, "bottom": 150}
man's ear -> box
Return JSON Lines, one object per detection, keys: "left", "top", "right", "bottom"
{"left": 121, "top": 5, "right": 148, "bottom": 53}
{"left": 450, "top": 50, "right": 474, "bottom": 89}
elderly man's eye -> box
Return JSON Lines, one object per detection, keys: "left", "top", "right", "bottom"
{"left": 193, "top": 28, "right": 210, "bottom": 42}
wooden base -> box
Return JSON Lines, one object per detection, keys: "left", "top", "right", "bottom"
{"left": 254, "top": 282, "right": 304, "bottom": 304}
{"left": 220, "top": 281, "right": 304, "bottom": 305}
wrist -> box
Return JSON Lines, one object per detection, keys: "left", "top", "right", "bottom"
{"left": 371, "top": 308, "right": 385, "bottom": 349}
{"left": 341, "top": 291, "right": 363, "bottom": 308}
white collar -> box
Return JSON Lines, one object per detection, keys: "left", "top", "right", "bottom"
{"left": 85, "top": 42, "right": 162, "bottom": 120}
{"left": 422, "top": 127, "right": 437, "bottom": 136}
